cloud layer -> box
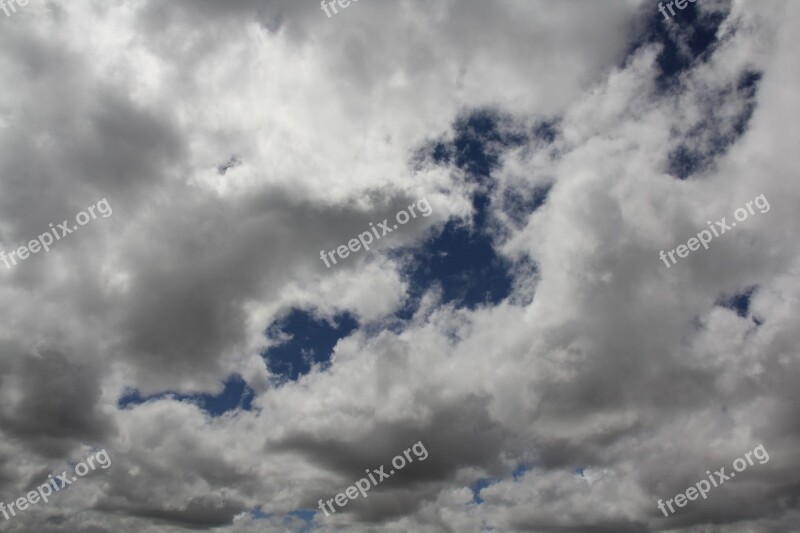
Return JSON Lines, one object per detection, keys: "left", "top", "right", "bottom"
{"left": 0, "top": 0, "right": 799, "bottom": 531}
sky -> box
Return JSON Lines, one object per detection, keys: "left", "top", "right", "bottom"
{"left": 0, "top": 0, "right": 799, "bottom": 531}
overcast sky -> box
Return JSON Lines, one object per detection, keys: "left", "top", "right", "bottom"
{"left": 1, "top": 0, "right": 799, "bottom": 531}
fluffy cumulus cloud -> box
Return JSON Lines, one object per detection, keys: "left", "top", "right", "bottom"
{"left": 0, "top": 0, "right": 798, "bottom": 531}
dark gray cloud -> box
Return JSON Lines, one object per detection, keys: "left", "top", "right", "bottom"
{"left": 0, "top": 345, "right": 114, "bottom": 457}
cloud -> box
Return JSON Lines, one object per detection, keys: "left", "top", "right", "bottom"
{"left": 0, "top": 0, "right": 799, "bottom": 531}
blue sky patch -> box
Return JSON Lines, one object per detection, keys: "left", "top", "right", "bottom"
{"left": 717, "top": 286, "right": 757, "bottom": 318}
{"left": 502, "top": 185, "right": 551, "bottom": 228}
{"left": 397, "top": 110, "right": 551, "bottom": 314}
{"left": 621, "top": 2, "right": 761, "bottom": 181}
{"left": 286, "top": 509, "right": 314, "bottom": 532}
{"left": 262, "top": 309, "right": 358, "bottom": 380}
{"left": 452, "top": 110, "right": 527, "bottom": 179}
{"left": 512, "top": 464, "right": 531, "bottom": 480}
{"left": 250, "top": 506, "right": 272, "bottom": 519}
{"left": 118, "top": 374, "right": 254, "bottom": 416}
{"left": 532, "top": 119, "right": 559, "bottom": 145}
{"left": 667, "top": 69, "right": 762, "bottom": 179}
{"left": 626, "top": 1, "right": 729, "bottom": 92}
{"left": 398, "top": 217, "right": 514, "bottom": 312}
{"left": 471, "top": 477, "right": 497, "bottom": 504}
